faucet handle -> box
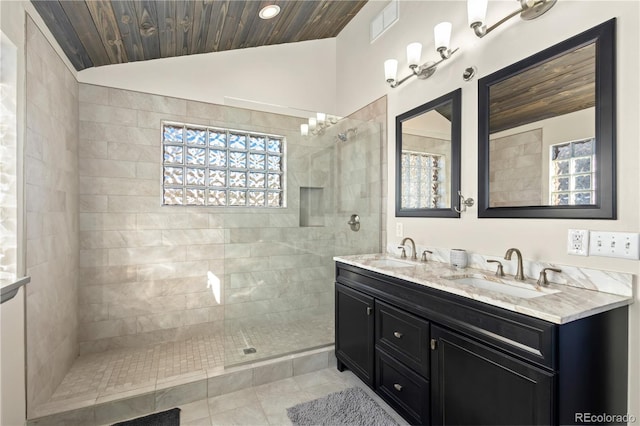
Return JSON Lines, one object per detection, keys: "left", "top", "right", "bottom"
{"left": 421, "top": 250, "right": 433, "bottom": 262}
{"left": 537, "top": 267, "right": 562, "bottom": 286}
{"left": 486, "top": 260, "right": 505, "bottom": 277}
{"left": 397, "top": 246, "right": 407, "bottom": 259}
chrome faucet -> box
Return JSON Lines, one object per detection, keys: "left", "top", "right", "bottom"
{"left": 504, "top": 248, "right": 525, "bottom": 281}
{"left": 400, "top": 237, "right": 417, "bottom": 260}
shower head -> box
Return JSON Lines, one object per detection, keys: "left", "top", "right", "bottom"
{"left": 335, "top": 127, "right": 358, "bottom": 143}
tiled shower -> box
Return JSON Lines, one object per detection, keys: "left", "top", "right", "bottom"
{"left": 24, "top": 13, "right": 386, "bottom": 417}
{"left": 76, "top": 84, "right": 383, "bottom": 362}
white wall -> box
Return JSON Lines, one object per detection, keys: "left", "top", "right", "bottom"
{"left": 337, "top": 0, "right": 640, "bottom": 415}
{"left": 78, "top": 38, "right": 338, "bottom": 116}
{"left": 1, "top": 1, "right": 78, "bottom": 422}
{"left": 1, "top": 2, "right": 29, "bottom": 424}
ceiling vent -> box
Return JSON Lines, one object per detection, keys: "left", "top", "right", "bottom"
{"left": 370, "top": 0, "right": 398, "bottom": 43}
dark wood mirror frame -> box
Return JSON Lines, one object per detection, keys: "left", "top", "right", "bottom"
{"left": 477, "top": 19, "right": 616, "bottom": 219}
{"left": 396, "top": 89, "right": 462, "bottom": 218}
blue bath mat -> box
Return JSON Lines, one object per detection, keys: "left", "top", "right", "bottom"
{"left": 112, "top": 408, "right": 180, "bottom": 426}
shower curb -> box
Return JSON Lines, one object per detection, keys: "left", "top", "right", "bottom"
{"left": 27, "top": 345, "right": 336, "bottom": 426}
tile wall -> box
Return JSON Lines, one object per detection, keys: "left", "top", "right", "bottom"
{"left": 77, "top": 84, "right": 384, "bottom": 356}
{"left": 489, "top": 129, "right": 543, "bottom": 207}
{"left": 25, "top": 17, "right": 80, "bottom": 414}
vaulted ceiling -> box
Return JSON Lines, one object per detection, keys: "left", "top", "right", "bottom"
{"left": 32, "top": 0, "right": 367, "bottom": 71}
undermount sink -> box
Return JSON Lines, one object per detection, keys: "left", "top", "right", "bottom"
{"left": 368, "top": 258, "right": 415, "bottom": 268}
{"left": 441, "top": 274, "right": 560, "bottom": 299}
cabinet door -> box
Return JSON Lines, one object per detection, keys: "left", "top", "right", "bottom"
{"left": 431, "top": 325, "right": 554, "bottom": 426}
{"left": 335, "top": 283, "right": 374, "bottom": 385}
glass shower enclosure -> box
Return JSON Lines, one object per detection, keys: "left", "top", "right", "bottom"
{"left": 222, "top": 117, "right": 382, "bottom": 366}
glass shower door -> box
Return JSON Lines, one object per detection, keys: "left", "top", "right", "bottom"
{"left": 222, "top": 116, "right": 382, "bottom": 367}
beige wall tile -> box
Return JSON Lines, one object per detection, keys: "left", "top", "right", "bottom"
{"left": 25, "top": 18, "right": 80, "bottom": 413}
{"left": 73, "top": 84, "right": 384, "bottom": 355}
{"left": 108, "top": 246, "right": 186, "bottom": 266}
{"left": 109, "top": 88, "right": 187, "bottom": 115}
{"left": 79, "top": 83, "right": 110, "bottom": 104}
{"left": 80, "top": 102, "right": 138, "bottom": 126}
{"left": 161, "top": 229, "right": 225, "bottom": 246}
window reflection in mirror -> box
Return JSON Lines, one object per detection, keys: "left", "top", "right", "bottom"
{"left": 396, "top": 89, "right": 461, "bottom": 218}
{"left": 488, "top": 43, "right": 596, "bottom": 208}
{"left": 401, "top": 109, "right": 450, "bottom": 209}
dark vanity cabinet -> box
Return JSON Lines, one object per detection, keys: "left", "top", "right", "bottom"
{"left": 431, "top": 325, "right": 553, "bottom": 425}
{"left": 335, "top": 262, "right": 628, "bottom": 426}
{"left": 335, "top": 283, "right": 374, "bottom": 386}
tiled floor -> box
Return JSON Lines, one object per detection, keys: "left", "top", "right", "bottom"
{"left": 113, "top": 368, "right": 409, "bottom": 426}
{"left": 224, "top": 313, "right": 334, "bottom": 365}
{"left": 35, "top": 316, "right": 334, "bottom": 419}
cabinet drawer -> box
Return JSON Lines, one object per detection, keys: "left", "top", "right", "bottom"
{"left": 376, "top": 300, "right": 430, "bottom": 378}
{"left": 376, "top": 348, "right": 430, "bottom": 425}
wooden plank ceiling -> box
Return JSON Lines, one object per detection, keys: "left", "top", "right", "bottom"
{"left": 32, "top": 0, "right": 367, "bottom": 71}
{"left": 489, "top": 43, "right": 595, "bottom": 133}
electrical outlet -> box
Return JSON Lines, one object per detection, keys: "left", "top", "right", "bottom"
{"left": 567, "top": 229, "right": 589, "bottom": 256}
{"left": 589, "top": 231, "right": 640, "bottom": 260}
{"left": 395, "top": 222, "right": 404, "bottom": 237}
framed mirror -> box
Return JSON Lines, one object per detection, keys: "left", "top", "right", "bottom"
{"left": 478, "top": 19, "right": 616, "bottom": 219}
{"left": 396, "top": 89, "right": 461, "bottom": 217}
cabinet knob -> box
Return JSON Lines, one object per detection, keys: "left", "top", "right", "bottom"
{"left": 393, "top": 383, "right": 403, "bottom": 391}
{"left": 366, "top": 307, "right": 372, "bottom": 315}
{"left": 393, "top": 331, "right": 403, "bottom": 339}
{"left": 430, "top": 338, "right": 438, "bottom": 350}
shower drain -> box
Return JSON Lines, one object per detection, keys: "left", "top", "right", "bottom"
{"left": 243, "top": 347, "right": 257, "bottom": 354}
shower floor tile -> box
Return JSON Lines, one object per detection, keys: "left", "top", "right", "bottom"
{"left": 35, "top": 316, "right": 334, "bottom": 418}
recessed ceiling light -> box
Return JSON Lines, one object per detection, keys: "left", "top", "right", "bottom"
{"left": 259, "top": 4, "right": 280, "bottom": 20}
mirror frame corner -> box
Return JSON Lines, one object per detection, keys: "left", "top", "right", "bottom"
{"left": 395, "top": 88, "right": 462, "bottom": 218}
{"left": 477, "top": 18, "right": 616, "bottom": 219}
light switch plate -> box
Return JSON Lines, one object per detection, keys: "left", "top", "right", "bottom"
{"left": 567, "top": 229, "right": 589, "bottom": 256}
{"left": 589, "top": 231, "right": 640, "bottom": 260}
{"left": 395, "top": 222, "right": 403, "bottom": 238}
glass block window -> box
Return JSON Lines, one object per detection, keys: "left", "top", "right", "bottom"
{"left": 549, "top": 138, "right": 595, "bottom": 205}
{"left": 401, "top": 150, "right": 445, "bottom": 209}
{"left": 162, "top": 122, "right": 285, "bottom": 207}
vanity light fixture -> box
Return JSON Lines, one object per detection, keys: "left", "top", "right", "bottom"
{"left": 384, "top": 22, "right": 459, "bottom": 88}
{"left": 259, "top": 4, "right": 281, "bottom": 20}
{"left": 468, "top": 0, "right": 556, "bottom": 38}
{"left": 300, "top": 112, "right": 341, "bottom": 136}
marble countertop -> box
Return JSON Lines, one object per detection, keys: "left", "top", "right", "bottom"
{"left": 1, "top": 275, "right": 30, "bottom": 304}
{"left": 334, "top": 254, "right": 633, "bottom": 324}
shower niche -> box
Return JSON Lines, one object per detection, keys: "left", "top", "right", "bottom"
{"left": 300, "top": 186, "right": 325, "bottom": 227}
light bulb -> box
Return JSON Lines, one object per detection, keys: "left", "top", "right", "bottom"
{"left": 300, "top": 124, "right": 308, "bottom": 136}
{"left": 316, "top": 112, "right": 326, "bottom": 125}
{"left": 384, "top": 59, "right": 398, "bottom": 82}
{"left": 406, "top": 43, "right": 422, "bottom": 68}
{"left": 308, "top": 117, "right": 317, "bottom": 131}
{"left": 434, "top": 22, "right": 452, "bottom": 52}
{"left": 467, "top": 0, "right": 488, "bottom": 27}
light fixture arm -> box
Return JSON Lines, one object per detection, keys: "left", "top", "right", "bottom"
{"left": 387, "top": 47, "right": 459, "bottom": 88}
{"left": 471, "top": 7, "right": 522, "bottom": 37}
{"left": 470, "top": 0, "right": 556, "bottom": 38}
